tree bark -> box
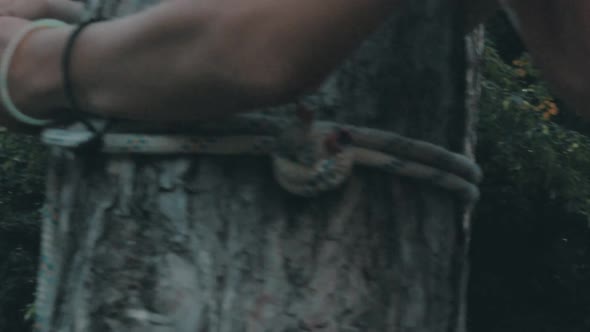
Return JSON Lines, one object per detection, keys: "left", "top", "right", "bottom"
{"left": 38, "top": 0, "right": 479, "bottom": 331}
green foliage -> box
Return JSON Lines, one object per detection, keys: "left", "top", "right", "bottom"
{"left": 469, "top": 39, "right": 590, "bottom": 332}
{"left": 478, "top": 41, "right": 590, "bottom": 220}
{"left": 0, "top": 132, "right": 47, "bottom": 195}
{"left": 0, "top": 132, "right": 46, "bottom": 332}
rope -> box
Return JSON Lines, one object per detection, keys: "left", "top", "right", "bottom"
{"left": 40, "top": 112, "right": 482, "bottom": 201}
{"left": 35, "top": 111, "right": 481, "bottom": 331}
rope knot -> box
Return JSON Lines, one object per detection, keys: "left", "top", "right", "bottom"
{"left": 41, "top": 111, "right": 481, "bottom": 203}
{"left": 272, "top": 110, "right": 356, "bottom": 196}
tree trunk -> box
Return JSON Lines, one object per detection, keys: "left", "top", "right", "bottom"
{"left": 37, "top": 1, "right": 481, "bottom": 331}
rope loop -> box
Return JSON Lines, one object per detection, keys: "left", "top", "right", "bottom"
{"left": 36, "top": 108, "right": 481, "bottom": 331}
{"left": 41, "top": 110, "right": 482, "bottom": 203}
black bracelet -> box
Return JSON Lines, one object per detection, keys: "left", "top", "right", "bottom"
{"left": 61, "top": 18, "right": 102, "bottom": 134}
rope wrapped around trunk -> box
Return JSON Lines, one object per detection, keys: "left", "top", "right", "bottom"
{"left": 34, "top": 110, "right": 482, "bottom": 331}
{"left": 41, "top": 111, "right": 482, "bottom": 201}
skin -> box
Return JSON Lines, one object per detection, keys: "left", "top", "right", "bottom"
{"left": 1, "top": 0, "right": 400, "bottom": 132}
{"left": 0, "top": 0, "right": 588, "bottom": 134}
{"left": 498, "top": 0, "right": 590, "bottom": 118}
{"left": 0, "top": 0, "right": 82, "bottom": 22}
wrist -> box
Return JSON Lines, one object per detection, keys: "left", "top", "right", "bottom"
{"left": 9, "top": 26, "right": 72, "bottom": 121}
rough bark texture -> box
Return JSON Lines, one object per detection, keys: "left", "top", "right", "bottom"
{"left": 42, "top": 0, "right": 477, "bottom": 331}
{"left": 459, "top": 24, "right": 486, "bottom": 332}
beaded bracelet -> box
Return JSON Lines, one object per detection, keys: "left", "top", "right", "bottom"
{"left": 0, "top": 19, "right": 68, "bottom": 126}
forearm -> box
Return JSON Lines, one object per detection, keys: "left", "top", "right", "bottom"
{"left": 502, "top": 0, "right": 590, "bottom": 118}
{"left": 20, "top": 0, "right": 396, "bottom": 122}
{"left": 47, "top": 0, "right": 84, "bottom": 23}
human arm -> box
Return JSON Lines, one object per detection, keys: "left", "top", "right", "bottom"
{"left": 0, "top": 0, "right": 83, "bottom": 23}
{"left": 8, "top": 0, "right": 398, "bottom": 125}
{"left": 499, "top": 0, "right": 590, "bottom": 118}
{"left": 465, "top": 0, "right": 590, "bottom": 119}
{"left": 46, "top": 0, "right": 83, "bottom": 22}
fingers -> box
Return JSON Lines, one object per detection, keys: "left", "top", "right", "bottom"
{"left": 0, "top": 16, "right": 28, "bottom": 41}
{"left": 0, "top": 0, "right": 21, "bottom": 17}
{"left": 0, "top": 0, "right": 49, "bottom": 20}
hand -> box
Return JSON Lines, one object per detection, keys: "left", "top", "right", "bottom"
{"left": 0, "top": 0, "right": 51, "bottom": 20}
{"left": 0, "top": 17, "right": 44, "bottom": 134}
